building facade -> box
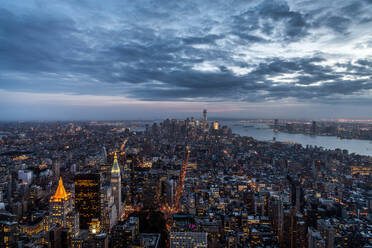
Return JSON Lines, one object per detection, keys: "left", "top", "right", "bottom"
{"left": 111, "top": 153, "right": 122, "bottom": 220}
{"left": 74, "top": 173, "right": 101, "bottom": 229}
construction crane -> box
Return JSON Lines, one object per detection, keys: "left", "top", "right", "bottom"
{"left": 173, "top": 146, "right": 191, "bottom": 213}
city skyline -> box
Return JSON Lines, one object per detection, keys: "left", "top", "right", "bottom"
{"left": 1, "top": 2, "right": 372, "bottom": 246}
{"left": 1, "top": 118, "right": 371, "bottom": 247}
{"left": 1, "top": 0, "right": 372, "bottom": 120}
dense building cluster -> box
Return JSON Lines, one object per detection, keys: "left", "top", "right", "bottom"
{"left": 0, "top": 113, "right": 371, "bottom": 247}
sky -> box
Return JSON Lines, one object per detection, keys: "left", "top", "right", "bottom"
{"left": 1, "top": 0, "right": 372, "bottom": 120}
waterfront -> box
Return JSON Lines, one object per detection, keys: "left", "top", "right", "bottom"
{"left": 222, "top": 121, "right": 372, "bottom": 157}
{"left": 1, "top": 119, "right": 371, "bottom": 247}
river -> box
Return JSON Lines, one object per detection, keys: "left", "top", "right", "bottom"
{"left": 220, "top": 121, "right": 372, "bottom": 157}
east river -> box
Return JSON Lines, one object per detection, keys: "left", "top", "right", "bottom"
{"left": 221, "top": 121, "right": 372, "bottom": 157}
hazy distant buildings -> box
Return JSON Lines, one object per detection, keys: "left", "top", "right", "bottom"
{"left": 311, "top": 121, "right": 317, "bottom": 134}
{"left": 274, "top": 119, "right": 279, "bottom": 131}
{"left": 201, "top": 109, "right": 208, "bottom": 129}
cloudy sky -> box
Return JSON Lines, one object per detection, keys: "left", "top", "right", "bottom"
{"left": 1, "top": 0, "right": 372, "bottom": 120}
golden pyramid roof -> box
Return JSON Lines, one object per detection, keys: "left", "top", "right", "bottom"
{"left": 50, "top": 177, "right": 70, "bottom": 202}
{"left": 111, "top": 152, "right": 120, "bottom": 174}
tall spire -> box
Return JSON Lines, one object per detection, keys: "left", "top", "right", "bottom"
{"left": 111, "top": 152, "right": 120, "bottom": 174}
{"left": 51, "top": 177, "right": 69, "bottom": 202}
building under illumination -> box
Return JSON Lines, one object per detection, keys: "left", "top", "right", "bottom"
{"left": 0, "top": 220, "right": 18, "bottom": 248}
{"left": 111, "top": 153, "right": 122, "bottom": 220}
{"left": 49, "top": 177, "right": 73, "bottom": 229}
{"left": 75, "top": 173, "right": 101, "bottom": 229}
{"left": 89, "top": 218, "right": 101, "bottom": 234}
{"left": 170, "top": 232, "right": 208, "bottom": 248}
{"left": 212, "top": 121, "right": 219, "bottom": 130}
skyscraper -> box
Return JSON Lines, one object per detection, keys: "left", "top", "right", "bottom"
{"left": 163, "top": 179, "right": 176, "bottom": 207}
{"left": 203, "top": 109, "right": 207, "bottom": 123}
{"left": 212, "top": 121, "right": 219, "bottom": 130}
{"left": 111, "top": 153, "right": 122, "bottom": 220}
{"left": 274, "top": 119, "right": 279, "bottom": 131}
{"left": 75, "top": 173, "right": 101, "bottom": 229}
{"left": 311, "top": 121, "right": 317, "bottom": 134}
{"left": 49, "top": 177, "right": 73, "bottom": 229}
{"left": 102, "top": 146, "right": 108, "bottom": 164}
{"left": 100, "top": 184, "right": 117, "bottom": 232}
{"left": 0, "top": 220, "right": 18, "bottom": 248}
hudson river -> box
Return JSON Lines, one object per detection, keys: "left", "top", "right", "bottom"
{"left": 221, "top": 121, "right": 372, "bottom": 157}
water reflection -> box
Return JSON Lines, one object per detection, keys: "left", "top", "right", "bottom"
{"left": 222, "top": 121, "right": 372, "bottom": 157}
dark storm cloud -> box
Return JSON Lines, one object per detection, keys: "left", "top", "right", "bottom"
{"left": 356, "top": 59, "right": 372, "bottom": 67}
{"left": 310, "top": 0, "right": 372, "bottom": 34}
{"left": 231, "top": 0, "right": 309, "bottom": 42}
{"left": 340, "top": 2, "right": 364, "bottom": 17}
{"left": 324, "top": 16, "right": 351, "bottom": 34}
{"left": 0, "top": 0, "right": 372, "bottom": 106}
{"left": 182, "top": 34, "right": 225, "bottom": 45}
{"left": 0, "top": 8, "right": 82, "bottom": 73}
{"left": 126, "top": 56, "right": 372, "bottom": 103}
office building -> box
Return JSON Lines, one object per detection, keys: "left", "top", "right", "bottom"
{"left": 49, "top": 177, "right": 73, "bottom": 229}
{"left": 111, "top": 152, "right": 122, "bottom": 220}
{"left": 75, "top": 173, "right": 101, "bottom": 229}
{"left": 170, "top": 232, "right": 208, "bottom": 248}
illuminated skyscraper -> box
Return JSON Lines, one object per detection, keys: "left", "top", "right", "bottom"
{"left": 49, "top": 177, "right": 73, "bottom": 229}
{"left": 203, "top": 109, "right": 207, "bottom": 123}
{"left": 75, "top": 173, "right": 101, "bottom": 229}
{"left": 111, "top": 153, "right": 122, "bottom": 220}
{"left": 212, "top": 121, "right": 219, "bottom": 130}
